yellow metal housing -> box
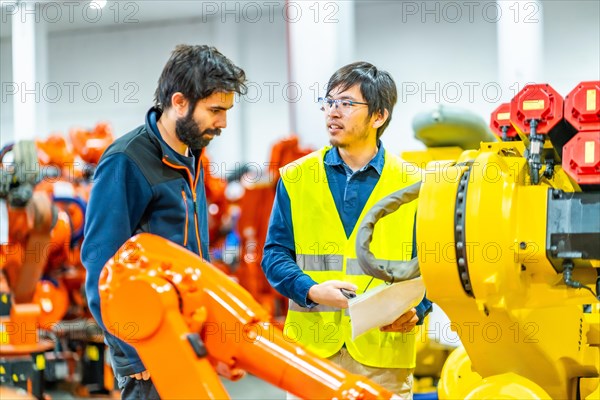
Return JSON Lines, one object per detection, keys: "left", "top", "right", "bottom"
{"left": 418, "top": 141, "right": 599, "bottom": 399}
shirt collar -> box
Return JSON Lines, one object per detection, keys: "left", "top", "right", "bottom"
{"left": 324, "top": 140, "right": 385, "bottom": 175}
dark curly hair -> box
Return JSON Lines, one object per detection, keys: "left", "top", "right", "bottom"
{"left": 154, "top": 44, "right": 247, "bottom": 111}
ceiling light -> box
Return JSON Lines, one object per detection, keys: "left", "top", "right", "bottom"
{"left": 89, "top": 0, "right": 107, "bottom": 10}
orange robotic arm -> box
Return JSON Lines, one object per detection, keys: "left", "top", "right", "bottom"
{"left": 99, "top": 233, "right": 397, "bottom": 400}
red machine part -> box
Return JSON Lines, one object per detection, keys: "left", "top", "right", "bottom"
{"left": 562, "top": 131, "right": 600, "bottom": 185}
{"left": 36, "top": 134, "right": 74, "bottom": 168}
{"left": 33, "top": 171, "right": 91, "bottom": 320}
{"left": 235, "top": 136, "right": 312, "bottom": 321}
{"left": 0, "top": 191, "right": 63, "bottom": 354}
{"left": 33, "top": 131, "right": 94, "bottom": 289}
{"left": 2, "top": 192, "right": 72, "bottom": 319}
{"left": 510, "top": 84, "right": 564, "bottom": 135}
{"left": 235, "top": 184, "right": 279, "bottom": 317}
{"left": 32, "top": 279, "right": 70, "bottom": 328}
{"left": 268, "top": 135, "right": 312, "bottom": 182}
{"left": 490, "top": 103, "right": 518, "bottom": 140}
{"left": 100, "top": 234, "right": 396, "bottom": 400}
{"left": 69, "top": 123, "right": 114, "bottom": 165}
{"left": 200, "top": 137, "right": 312, "bottom": 321}
{"left": 201, "top": 154, "right": 230, "bottom": 251}
{"left": 564, "top": 81, "right": 600, "bottom": 132}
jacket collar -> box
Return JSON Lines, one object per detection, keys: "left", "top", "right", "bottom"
{"left": 145, "top": 107, "right": 203, "bottom": 165}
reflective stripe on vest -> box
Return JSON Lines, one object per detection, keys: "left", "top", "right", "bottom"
{"left": 281, "top": 147, "right": 421, "bottom": 368}
{"left": 296, "top": 254, "right": 343, "bottom": 272}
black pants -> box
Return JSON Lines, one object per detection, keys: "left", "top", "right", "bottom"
{"left": 116, "top": 375, "right": 160, "bottom": 400}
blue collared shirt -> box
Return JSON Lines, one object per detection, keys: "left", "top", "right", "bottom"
{"left": 261, "top": 142, "right": 432, "bottom": 322}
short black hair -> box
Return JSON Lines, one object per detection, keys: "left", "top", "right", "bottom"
{"left": 154, "top": 44, "right": 247, "bottom": 110}
{"left": 326, "top": 62, "right": 397, "bottom": 139}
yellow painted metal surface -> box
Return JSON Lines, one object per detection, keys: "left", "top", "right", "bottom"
{"left": 417, "top": 141, "right": 599, "bottom": 399}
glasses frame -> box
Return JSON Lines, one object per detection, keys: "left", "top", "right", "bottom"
{"left": 318, "top": 97, "right": 369, "bottom": 112}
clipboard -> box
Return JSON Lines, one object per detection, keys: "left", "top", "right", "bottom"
{"left": 348, "top": 276, "right": 426, "bottom": 339}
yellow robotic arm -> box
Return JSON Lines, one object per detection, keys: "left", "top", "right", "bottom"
{"left": 357, "top": 82, "right": 600, "bottom": 400}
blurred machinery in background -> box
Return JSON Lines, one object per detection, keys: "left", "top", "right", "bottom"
{"left": 0, "top": 124, "right": 114, "bottom": 398}
{"left": 358, "top": 81, "right": 599, "bottom": 400}
{"left": 99, "top": 233, "right": 399, "bottom": 400}
{"left": 206, "top": 136, "right": 312, "bottom": 323}
{"left": 0, "top": 385, "right": 35, "bottom": 400}
{"left": 0, "top": 141, "right": 61, "bottom": 399}
{"left": 0, "top": 126, "right": 310, "bottom": 397}
{"left": 233, "top": 136, "right": 312, "bottom": 322}
{"left": 402, "top": 104, "right": 497, "bottom": 170}
{"left": 200, "top": 153, "right": 234, "bottom": 275}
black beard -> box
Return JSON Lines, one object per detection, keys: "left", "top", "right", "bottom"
{"left": 175, "top": 112, "right": 221, "bottom": 151}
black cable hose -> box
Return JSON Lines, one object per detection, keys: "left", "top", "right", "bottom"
{"left": 355, "top": 181, "right": 421, "bottom": 283}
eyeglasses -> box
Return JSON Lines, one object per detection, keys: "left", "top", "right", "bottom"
{"left": 318, "top": 97, "right": 369, "bottom": 112}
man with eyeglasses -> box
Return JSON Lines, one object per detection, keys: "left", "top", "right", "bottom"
{"left": 262, "top": 62, "right": 432, "bottom": 399}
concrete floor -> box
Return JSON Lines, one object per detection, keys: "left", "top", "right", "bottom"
{"left": 44, "top": 374, "right": 285, "bottom": 399}
{"left": 222, "top": 375, "right": 286, "bottom": 400}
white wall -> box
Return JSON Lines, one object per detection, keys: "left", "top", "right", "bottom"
{"left": 46, "top": 20, "right": 211, "bottom": 139}
{"left": 356, "top": 0, "right": 499, "bottom": 152}
{"left": 210, "top": 10, "right": 289, "bottom": 170}
{"left": 1, "top": 0, "right": 599, "bottom": 163}
{"left": 542, "top": 0, "right": 600, "bottom": 93}
{"left": 355, "top": 0, "right": 600, "bottom": 154}
{"left": 1, "top": 37, "right": 13, "bottom": 146}
{"left": 1, "top": 5, "right": 291, "bottom": 172}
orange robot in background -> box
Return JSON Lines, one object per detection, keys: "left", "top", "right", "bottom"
{"left": 69, "top": 122, "right": 114, "bottom": 166}
{"left": 227, "top": 136, "right": 312, "bottom": 321}
{"left": 1, "top": 128, "right": 115, "bottom": 397}
{"left": 1, "top": 140, "right": 73, "bottom": 329}
{"left": 198, "top": 136, "right": 311, "bottom": 322}
{"left": 32, "top": 124, "right": 114, "bottom": 319}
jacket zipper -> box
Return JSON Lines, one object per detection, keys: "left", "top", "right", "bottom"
{"left": 181, "top": 189, "right": 189, "bottom": 246}
{"left": 192, "top": 191, "right": 201, "bottom": 258}
{"left": 163, "top": 156, "right": 203, "bottom": 258}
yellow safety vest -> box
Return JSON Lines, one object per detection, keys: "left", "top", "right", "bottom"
{"left": 281, "top": 146, "right": 420, "bottom": 368}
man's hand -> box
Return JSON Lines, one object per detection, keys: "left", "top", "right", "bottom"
{"left": 380, "top": 308, "right": 418, "bottom": 333}
{"left": 129, "top": 370, "right": 151, "bottom": 380}
{"left": 308, "top": 280, "right": 357, "bottom": 309}
{"left": 215, "top": 361, "right": 246, "bottom": 381}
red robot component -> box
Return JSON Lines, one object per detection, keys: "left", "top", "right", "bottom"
{"left": 0, "top": 174, "right": 61, "bottom": 399}
{"left": 510, "top": 84, "right": 566, "bottom": 185}
{"left": 36, "top": 134, "right": 75, "bottom": 169}
{"left": 235, "top": 136, "right": 312, "bottom": 322}
{"left": 69, "top": 123, "right": 115, "bottom": 165}
{"left": 35, "top": 125, "right": 114, "bottom": 319}
{"left": 1, "top": 134, "right": 114, "bottom": 397}
{"left": 562, "top": 81, "right": 600, "bottom": 187}
{"left": 562, "top": 131, "right": 600, "bottom": 186}
{"left": 510, "top": 83, "right": 564, "bottom": 135}
{"left": 0, "top": 141, "right": 73, "bottom": 329}
{"left": 564, "top": 81, "right": 600, "bottom": 132}
{"left": 267, "top": 135, "right": 312, "bottom": 182}
{"left": 200, "top": 153, "right": 231, "bottom": 268}
{"left": 490, "top": 103, "right": 518, "bottom": 141}
{"left": 31, "top": 135, "right": 90, "bottom": 319}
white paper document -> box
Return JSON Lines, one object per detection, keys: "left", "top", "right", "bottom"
{"left": 348, "top": 277, "right": 426, "bottom": 339}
